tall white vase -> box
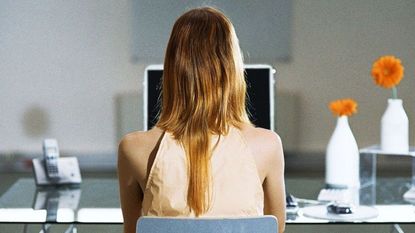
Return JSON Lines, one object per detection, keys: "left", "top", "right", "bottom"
{"left": 381, "top": 98, "right": 409, "bottom": 153}
{"left": 326, "top": 116, "right": 360, "bottom": 188}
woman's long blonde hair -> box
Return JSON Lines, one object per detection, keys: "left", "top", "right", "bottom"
{"left": 156, "top": 6, "right": 251, "bottom": 216}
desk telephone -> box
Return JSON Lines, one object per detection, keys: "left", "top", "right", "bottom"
{"left": 32, "top": 139, "right": 82, "bottom": 186}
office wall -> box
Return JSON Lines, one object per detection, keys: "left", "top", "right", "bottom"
{"left": 131, "top": 0, "right": 291, "bottom": 63}
{"left": 1, "top": 0, "right": 415, "bottom": 155}
{"left": 0, "top": 0, "right": 140, "bottom": 153}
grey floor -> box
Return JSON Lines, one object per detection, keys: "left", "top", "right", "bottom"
{"left": 1, "top": 172, "right": 415, "bottom": 233}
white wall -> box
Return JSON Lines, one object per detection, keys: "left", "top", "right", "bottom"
{"left": 1, "top": 0, "right": 415, "bottom": 155}
{"left": 0, "top": 0, "right": 141, "bottom": 153}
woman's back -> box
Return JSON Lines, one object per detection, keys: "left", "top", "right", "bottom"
{"left": 142, "top": 125, "right": 264, "bottom": 216}
{"left": 119, "top": 123, "right": 285, "bottom": 229}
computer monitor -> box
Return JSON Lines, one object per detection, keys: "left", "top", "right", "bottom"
{"left": 143, "top": 64, "right": 275, "bottom": 130}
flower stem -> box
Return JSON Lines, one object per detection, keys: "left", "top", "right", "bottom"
{"left": 392, "top": 86, "right": 398, "bottom": 99}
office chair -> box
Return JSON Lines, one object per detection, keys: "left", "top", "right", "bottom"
{"left": 136, "top": 215, "right": 278, "bottom": 233}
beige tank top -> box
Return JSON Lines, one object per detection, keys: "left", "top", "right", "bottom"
{"left": 142, "top": 126, "right": 264, "bottom": 217}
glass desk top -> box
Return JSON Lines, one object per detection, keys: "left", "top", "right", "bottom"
{"left": 0, "top": 179, "right": 122, "bottom": 224}
{"left": 1, "top": 178, "right": 415, "bottom": 224}
{"left": 287, "top": 177, "right": 415, "bottom": 224}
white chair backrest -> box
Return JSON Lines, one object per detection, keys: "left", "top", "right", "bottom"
{"left": 136, "top": 216, "right": 278, "bottom": 233}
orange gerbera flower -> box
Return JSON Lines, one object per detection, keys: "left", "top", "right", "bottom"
{"left": 371, "top": 56, "right": 404, "bottom": 89}
{"left": 329, "top": 99, "right": 358, "bottom": 117}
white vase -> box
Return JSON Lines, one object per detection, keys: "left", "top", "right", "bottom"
{"left": 326, "top": 116, "right": 360, "bottom": 188}
{"left": 381, "top": 98, "right": 409, "bottom": 153}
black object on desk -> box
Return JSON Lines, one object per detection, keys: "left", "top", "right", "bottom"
{"left": 326, "top": 202, "right": 354, "bottom": 215}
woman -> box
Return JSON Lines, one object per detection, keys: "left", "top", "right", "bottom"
{"left": 118, "top": 6, "right": 285, "bottom": 233}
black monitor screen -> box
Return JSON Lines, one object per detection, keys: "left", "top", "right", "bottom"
{"left": 145, "top": 67, "right": 273, "bottom": 130}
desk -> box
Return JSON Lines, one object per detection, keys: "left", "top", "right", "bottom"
{"left": 286, "top": 178, "right": 415, "bottom": 224}
{"left": 1, "top": 178, "right": 414, "bottom": 228}
{"left": 0, "top": 179, "right": 122, "bottom": 224}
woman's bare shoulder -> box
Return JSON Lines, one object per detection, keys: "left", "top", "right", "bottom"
{"left": 118, "top": 127, "right": 164, "bottom": 160}
{"left": 239, "top": 124, "right": 282, "bottom": 150}
{"left": 239, "top": 124, "right": 284, "bottom": 172}
{"left": 118, "top": 127, "right": 164, "bottom": 189}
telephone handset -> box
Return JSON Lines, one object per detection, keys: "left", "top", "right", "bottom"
{"left": 43, "top": 139, "right": 60, "bottom": 180}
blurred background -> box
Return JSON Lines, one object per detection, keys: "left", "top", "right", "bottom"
{"left": 1, "top": 0, "right": 415, "bottom": 173}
